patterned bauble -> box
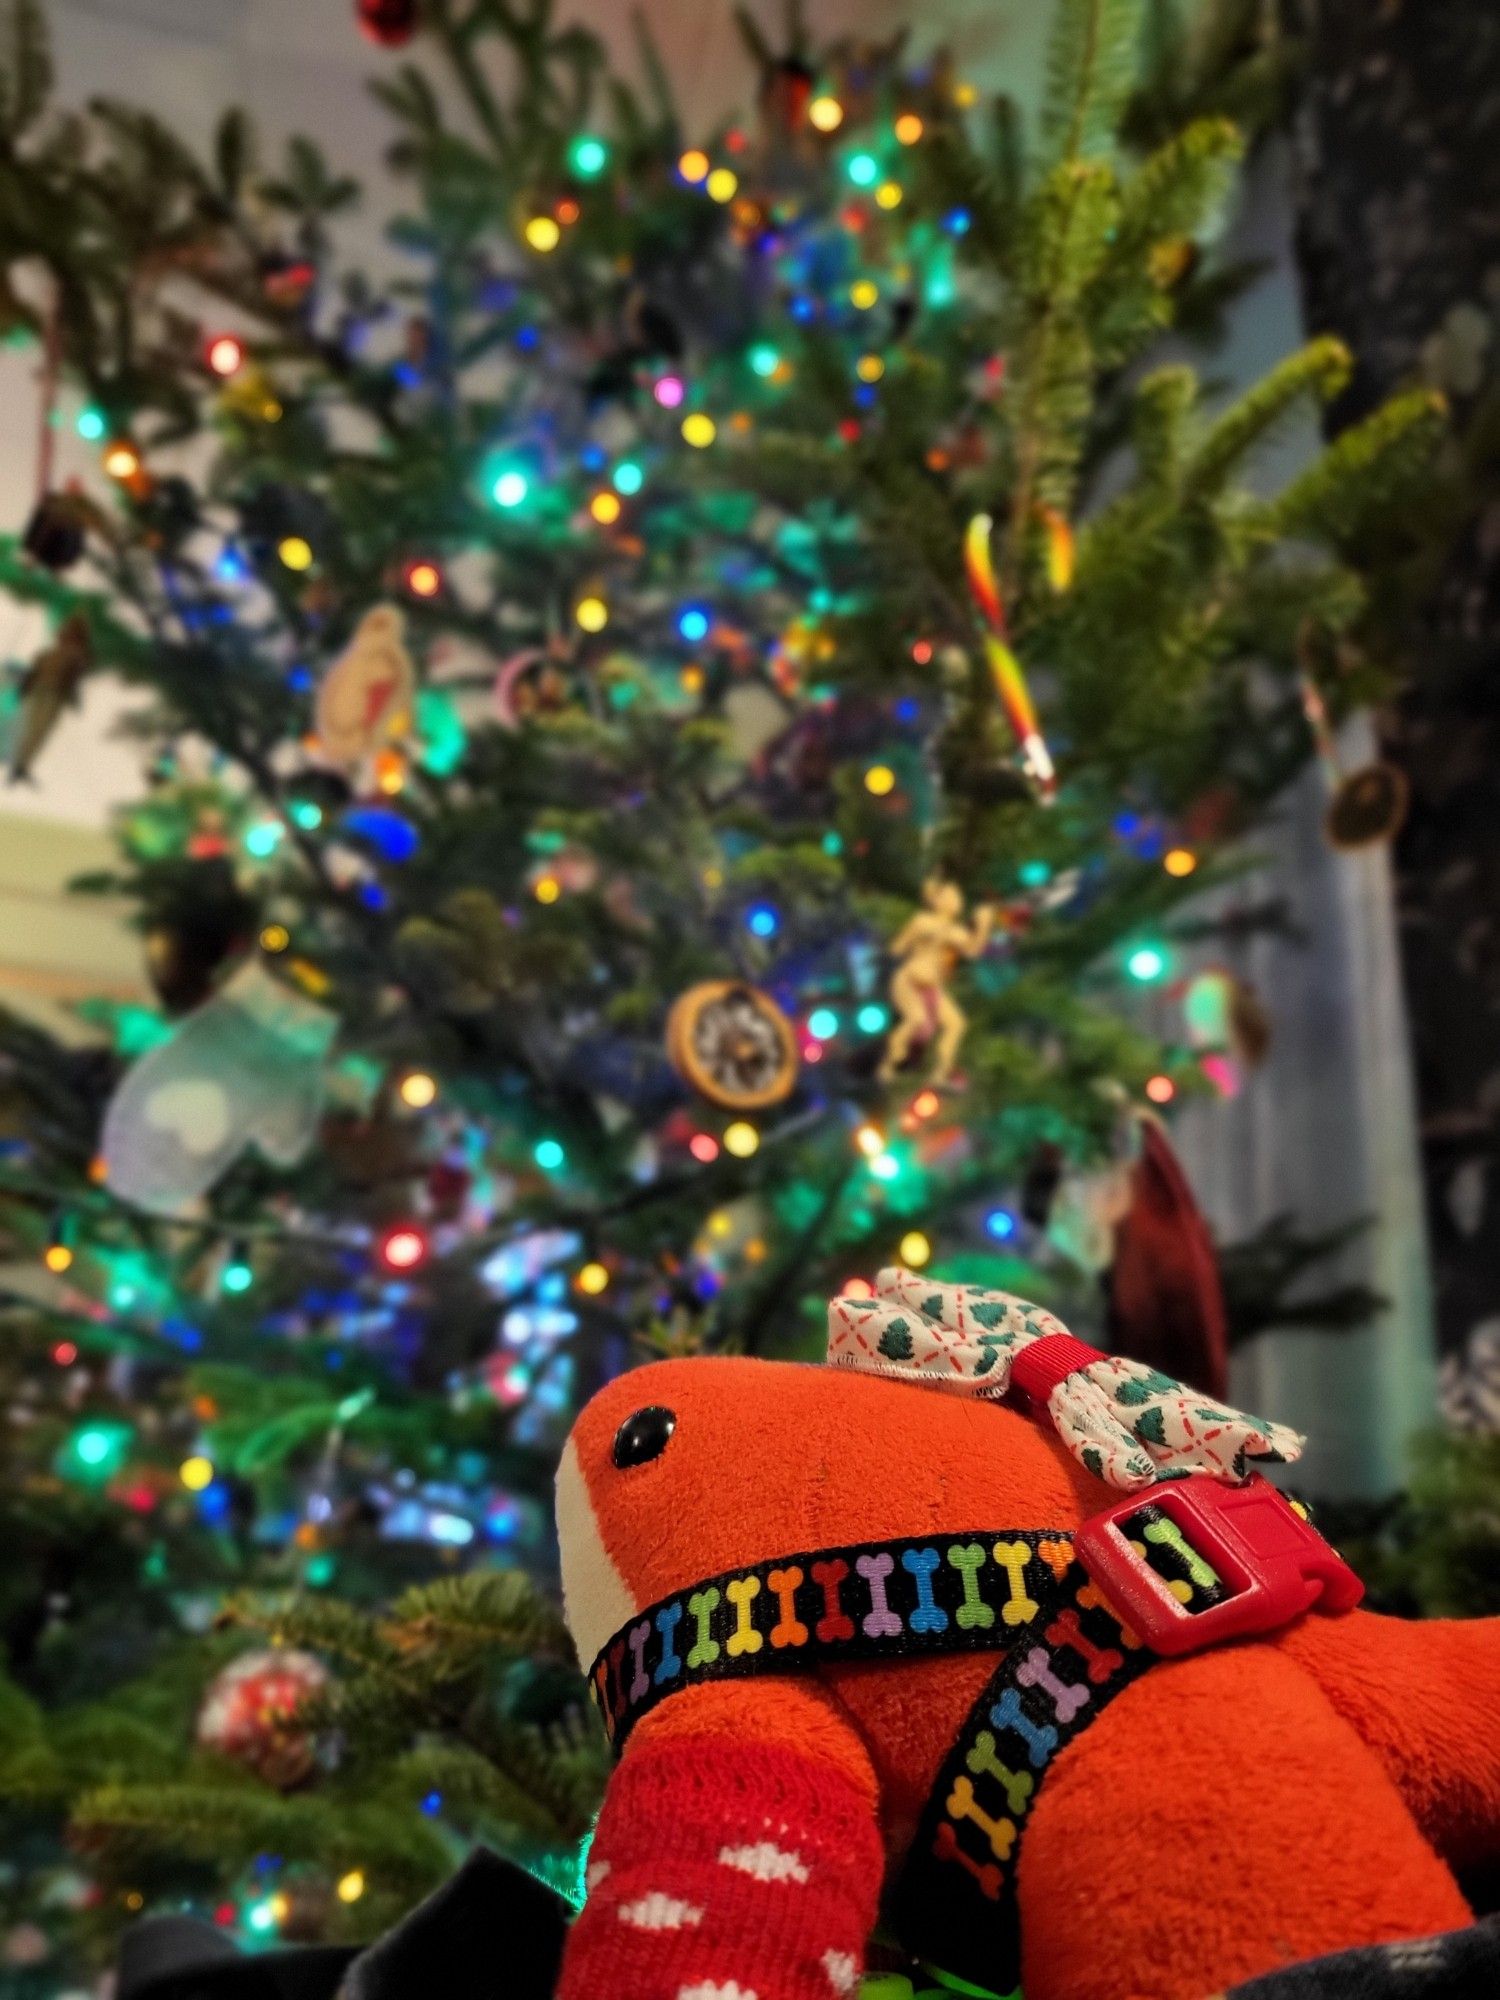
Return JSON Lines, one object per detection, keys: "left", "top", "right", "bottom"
{"left": 22, "top": 491, "right": 87, "bottom": 572}
{"left": 195, "top": 1648, "right": 328, "bottom": 1789}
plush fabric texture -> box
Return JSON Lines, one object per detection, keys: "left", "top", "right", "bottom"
{"left": 556, "top": 1355, "right": 1500, "bottom": 2000}
{"left": 1018, "top": 1648, "right": 1472, "bottom": 2000}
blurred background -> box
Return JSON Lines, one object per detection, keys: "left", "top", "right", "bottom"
{"left": 0, "top": 1, "right": 1494, "bottom": 1993}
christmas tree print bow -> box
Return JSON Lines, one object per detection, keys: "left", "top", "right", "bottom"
{"left": 827, "top": 1267, "right": 1304, "bottom": 1490}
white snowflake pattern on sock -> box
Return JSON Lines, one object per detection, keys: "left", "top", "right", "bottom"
{"left": 617, "top": 1892, "right": 704, "bottom": 1930}
{"left": 821, "top": 1949, "right": 858, "bottom": 1994}
{"left": 717, "top": 1841, "right": 810, "bottom": 1884}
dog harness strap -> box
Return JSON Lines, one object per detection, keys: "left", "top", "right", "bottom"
{"left": 588, "top": 1527, "right": 1085, "bottom": 1750}
{"left": 888, "top": 1505, "right": 1231, "bottom": 1995}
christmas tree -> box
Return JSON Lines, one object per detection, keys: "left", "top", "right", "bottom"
{"left": 0, "top": 0, "right": 1440, "bottom": 1984}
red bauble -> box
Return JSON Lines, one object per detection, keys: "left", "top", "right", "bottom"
{"left": 357, "top": 0, "right": 419, "bottom": 47}
{"left": 196, "top": 1648, "right": 328, "bottom": 1789}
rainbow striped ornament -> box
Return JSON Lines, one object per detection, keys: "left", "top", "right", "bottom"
{"left": 963, "top": 512, "right": 1056, "bottom": 801}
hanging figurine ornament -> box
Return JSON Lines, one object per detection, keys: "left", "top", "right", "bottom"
{"left": 964, "top": 511, "right": 1057, "bottom": 801}
{"left": 4, "top": 612, "right": 92, "bottom": 784}
{"left": 314, "top": 606, "right": 415, "bottom": 770}
{"left": 1299, "top": 663, "right": 1409, "bottom": 850}
{"left": 878, "top": 876, "right": 997, "bottom": 1089}
{"left": 666, "top": 980, "right": 799, "bottom": 1110}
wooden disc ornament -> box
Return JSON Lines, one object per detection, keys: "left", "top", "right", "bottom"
{"left": 667, "top": 980, "right": 799, "bottom": 1110}
{"left": 1299, "top": 661, "right": 1409, "bottom": 852}
{"left": 1325, "top": 760, "right": 1409, "bottom": 850}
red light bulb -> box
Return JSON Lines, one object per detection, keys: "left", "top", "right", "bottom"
{"left": 206, "top": 334, "right": 245, "bottom": 378}
{"left": 377, "top": 1223, "right": 429, "bottom": 1272}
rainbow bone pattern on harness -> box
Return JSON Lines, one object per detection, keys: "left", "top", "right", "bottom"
{"left": 585, "top": 1478, "right": 1363, "bottom": 1749}
{"left": 826, "top": 1267, "right": 1307, "bottom": 1491}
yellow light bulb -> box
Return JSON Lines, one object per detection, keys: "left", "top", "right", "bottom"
{"left": 336, "top": 1872, "right": 365, "bottom": 1905}
{"left": 894, "top": 113, "right": 924, "bottom": 144}
{"left": 680, "top": 665, "right": 705, "bottom": 695}
{"left": 855, "top": 1123, "right": 885, "bottom": 1158}
{"left": 577, "top": 1260, "right": 610, "bottom": 1295}
{"left": 1164, "top": 847, "right": 1197, "bottom": 878}
{"left": 43, "top": 1243, "right": 73, "bottom": 1274}
{"left": 534, "top": 874, "right": 561, "bottom": 903}
{"left": 575, "top": 595, "right": 609, "bottom": 632}
{"left": 399, "top": 1071, "right": 437, "bottom": 1109}
{"left": 808, "top": 96, "right": 844, "bottom": 132}
{"left": 899, "top": 1230, "right": 931, "bottom": 1268}
{"left": 179, "top": 1455, "right": 215, "bottom": 1492}
{"left": 590, "top": 490, "right": 622, "bottom": 524}
{"left": 856, "top": 355, "right": 885, "bottom": 383}
{"left": 849, "top": 279, "right": 879, "bottom": 310}
{"left": 681, "top": 413, "right": 717, "bottom": 448}
{"left": 706, "top": 168, "right": 738, "bottom": 203}
{"left": 864, "top": 764, "right": 896, "bottom": 796}
{"left": 524, "top": 215, "right": 562, "bottom": 252}
{"left": 277, "top": 535, "right": 313, "bottom": 572}
{"left": 723, "top": 1120, "right": 760, "bottom": 1158}
{"left": 678, "top": 148, "right": 710, "bottom": 183}
{"left": 875, "top": 182, "right": 903, "bottom": 210}
{"left": 103, "top": 441, "right": 140, "bottom": 480}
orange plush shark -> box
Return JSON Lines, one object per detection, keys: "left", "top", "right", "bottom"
{"left": 555, "top": 1272, "right": 1500, "bottom": 2000}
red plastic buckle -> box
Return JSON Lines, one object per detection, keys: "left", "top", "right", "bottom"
{"left": 1073, "top": 1473, "right": 1364, "bottom": 1657}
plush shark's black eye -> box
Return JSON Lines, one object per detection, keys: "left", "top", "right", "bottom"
{"left": 613, "top": 1405, "right": 676, "bottom": 1469}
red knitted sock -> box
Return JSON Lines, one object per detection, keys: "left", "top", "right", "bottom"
{"left": 558, "top": 1730, "right": 884, "bottom": 2000}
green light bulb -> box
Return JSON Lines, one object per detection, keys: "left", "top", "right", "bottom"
{"left": 244, "top": 821, "right": 282, "bottom": 859}
{"left": 1126, "top": 943, "right": 1168, "bottom": 983}
{"left": 612, "top": 460, "right": 644, "bottom": 495}
{"left": 847, "top": 152, "right": 879, "bottom": 187}
{"left": 75, "top": 1427, "right": 112, "bottom": 1466}
{"left": 222, "top": 1260, "right": 254, "bottom": 1294}
{"left": 749, "top": 344, "right": 781, "bottom": 378}
{"left": 569, "top": 135, "right": 609, "bottom": 178}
